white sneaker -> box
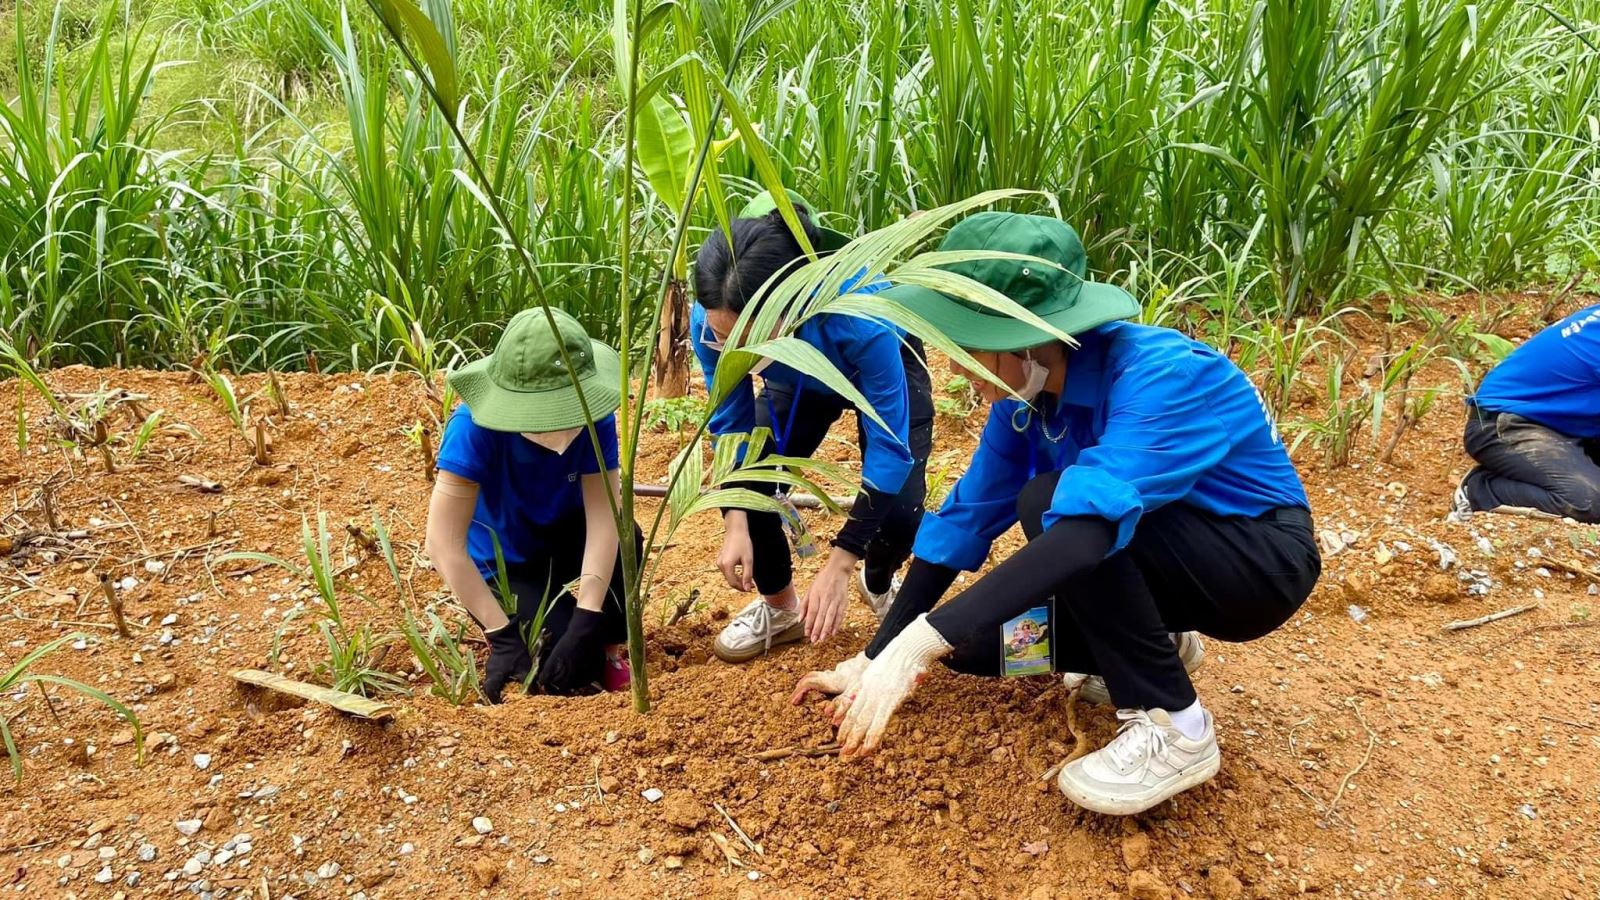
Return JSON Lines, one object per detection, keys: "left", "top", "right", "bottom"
{"left": 1070, "top": 632, "right": 1205, "bottom": 707}
{"left": 1056, "top": 707, "right": 1221, "bottom": 815}
{"left": 713, "top": 598, "right": 805, "bottom": 663}
{"left": 857, "top": 569, "right": 900, "bottom": 620}
{"left": 1451, "top": 475, "right": 1474, "bottom": 519}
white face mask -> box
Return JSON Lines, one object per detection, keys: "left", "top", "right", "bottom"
{"left": 522, "top": 427, "right": 583, "bottom": 454}
{"left": 1016, "top": 353, "right": 1050, "bottom": 403}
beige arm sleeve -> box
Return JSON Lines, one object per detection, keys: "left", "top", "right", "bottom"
{"left": 425, "top": 472, "right": 508, "bottom": 632}
{"left": 575, "top": 470, "right": 622, "bottom": 613}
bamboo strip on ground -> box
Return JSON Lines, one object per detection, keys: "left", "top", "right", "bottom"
{"left": 1442, "top": 603, "right": 1540, "bottom": 633}
{"left": 232, "top": 669, "right": 394, "bottom": 720}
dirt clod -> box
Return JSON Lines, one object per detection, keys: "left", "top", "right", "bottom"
{"left": 1127, "top": 869, "right": 1171, "bottom": 900}
{"left": 1421, "top": 573, "right": 1462, "bottom": 604}
{"left": 470, "top": 856, "right": 503, "bottom": 888}
{"left": 1121, "top": 832, "right": 1152, "bottom": 871}
{"left": 660, "top": 796, "right": 705, "bottom": 832}
{"left": 1208, "top": 868, "right": 1245, "bottom": 900}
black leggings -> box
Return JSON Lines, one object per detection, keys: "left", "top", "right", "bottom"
{"left": 938, "top": 471, "right": 1320, "bottom": 711}
{"left": 502, "top": 518, "right": 642, "bottom": 662}
{"left": 741, "top": 339, "right": 934, "bottom": 595}
{"left": 1461, "top": 408, "right": 1600, "bottom": 523}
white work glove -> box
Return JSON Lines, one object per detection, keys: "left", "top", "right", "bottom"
{"left": 836, "top": 614, "right": 952, "bottom": 757}
{"left": 790, "top": 652, "right": 870, "bottom": 717}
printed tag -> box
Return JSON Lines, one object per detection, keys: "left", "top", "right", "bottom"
{"left": 776, "top": 493, "right": 819, "bottom": 559}
{"left": 1001, "top": 606, "right": 1052, "bottom": 677}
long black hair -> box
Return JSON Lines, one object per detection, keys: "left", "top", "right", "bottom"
{"left": 693, "top": 208, "right": 824, "bottom": 313}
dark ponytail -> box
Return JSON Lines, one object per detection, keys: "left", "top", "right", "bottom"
{"left": 693, "top": 208, "right": 825, "bottom": 313}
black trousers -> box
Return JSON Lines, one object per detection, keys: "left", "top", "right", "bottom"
{"left": 943, "top": 471, "right": 1321, "bottom": 711}
{"left": 1461, "top": 407, "right": 1600, "bottom": 523}
{"left": 502, "top": 515, "right": 641, "bottom": 663}
{"left": 742, "top": 339, "right": 934, "bottom": 595}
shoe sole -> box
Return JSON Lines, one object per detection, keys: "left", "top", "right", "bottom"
{"left": 712, "top": 620, "right": 806, "bottom": 663}
{"left": 1056, "top": 745, "right": 1222, "bottom": 816}
{"left": 1077, "top": 634, "right": 1205, "bottom": 706}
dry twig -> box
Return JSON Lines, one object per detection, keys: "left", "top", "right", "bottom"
{"left": 1542, "top": 556, "right": 1600, "bottom": 581}
{"left": 713, "top": 802, "right": 764, "bottom": 857}
{"left": 178, "top": 475, "right": 223, "bottom": 493}
{"left": 747, "top": 743, "right": 840, "bottom": 762}
{"left": 98, "top": 572, "right": 129, "bottom": 638}
{"left": 1538, "top": 714, "right": 1594, "bottom": 730}
{"left": 1321, "top": 700, "right": 1376, "bottom": 826}
{"left": 1442, "top": 603, "right": 1540, "bottom": 632}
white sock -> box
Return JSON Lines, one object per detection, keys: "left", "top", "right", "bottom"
{"left": 1167, "top": 700, "right": 1208, "bottom": 740}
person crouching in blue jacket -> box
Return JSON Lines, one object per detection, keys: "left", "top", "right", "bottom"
{"left": 794, "top": 213, "right": 1321, "bottom": 816}
{"left": 1454, "top": 304, "right": 1600, "bottom": 522}
{"left": 692, "top": 191, "right": 934, "bottom": 663}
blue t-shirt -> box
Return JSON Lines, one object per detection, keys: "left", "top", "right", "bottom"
{"left": 1471, "top": 304, "right": 1600, "bottom": 439}
{"left": 914, "top": 321, "right": 1309, "bottom": 572}
{"left": 689, "top": 274, "right": 917, "bottom": 493}
{"left": 435, "top": 406, "right": 619, "bottom": 576}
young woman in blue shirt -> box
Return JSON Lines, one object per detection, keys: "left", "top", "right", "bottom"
{"left": 425, "top": 309, "right": 637, "bottom": 702}
{"left": 794, "top": 213, "right": 1321, "bottom": 815}
{"left": 691, "top": 192, "right": 934, "bottom": 663}
{"left": 1455, "top": 304, "right": 1600, "bottom": 522}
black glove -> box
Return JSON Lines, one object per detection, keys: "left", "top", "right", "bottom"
{"left": 482, "top": 623, "right": 533, "bottom": 704}
{"left": 535, "top": 608, "right": 605, "bottom": 695}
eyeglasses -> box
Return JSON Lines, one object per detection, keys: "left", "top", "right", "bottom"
{"left": 698, "top": 316, "right": 790, "bottom": 353}
{"left": 697, "top": 319, "right": 726, "bottom": 353}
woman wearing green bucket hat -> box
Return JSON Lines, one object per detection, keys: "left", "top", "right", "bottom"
{"left": 425, "top": 308, "right": 639, "bottom": 702}
{"left": 793, "top": 213, "right": 1321, "bottom": 815}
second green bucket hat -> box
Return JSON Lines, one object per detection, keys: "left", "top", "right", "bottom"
{"left": 880, "top": 213, "right": 1139, "bottom": 352}
{"left": 739, "top": 189, "right": 853, "bottom": 253}
{"left": 446, "top": 308, "right": 621, "bottom": 433}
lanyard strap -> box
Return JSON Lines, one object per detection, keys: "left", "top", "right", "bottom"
{"left": 763, "top": 379, "right": 806, "bottom": 457}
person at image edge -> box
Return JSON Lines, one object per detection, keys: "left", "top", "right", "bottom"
{"left": 1454, "top": 303, "right": 1600, "bottom": 523}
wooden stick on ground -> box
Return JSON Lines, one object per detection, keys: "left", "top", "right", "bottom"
{"left": 98, "top": 572, "right": 129, "bottom": 638}
{"left": 421, "top": 425, "right": 437, "bottom": 483}
{"left": 1321, "top": 700, "right": 1376, "bottom": 827}
{"left": 747, "top": 743, "right": 840, "bottom": 762}
{"left": 1542, "top": 556, "right": 1600, "bottom": 581}
{"left": 179, "top": 475, "right": 223, "bottom": 493}
{"left": 707, "top": 831, "right": 744, "bottom": 869}
{"left": 1442, "top": 603, "right": 1540, "bottom": 632}
{"left": 713, "top": 802, "right": 765, "bottom": 857}
{"left": 231, "top": 669, "right": 395, "bottom": 720}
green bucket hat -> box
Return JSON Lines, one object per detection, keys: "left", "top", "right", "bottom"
{"left": 739, "top": 189, "right": 853, "bottom": 253}
{"left": 880, "top": 212, "right": 1139, "bottom": 352}
{"left": 446, "top": 308, "right": 621, "bottom": 433}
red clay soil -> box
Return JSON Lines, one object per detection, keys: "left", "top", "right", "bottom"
{"left": 3, "top": 294, "right": 1599, "bottom": 899}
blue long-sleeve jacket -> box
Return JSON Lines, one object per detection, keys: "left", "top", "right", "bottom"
{"left": 690, "top": 279, "right": 915, "bottom": 494}
{"left": 914, "top": 321, "right": 1309, "bottom": 571}
{"left": 1472, "top": 303, "right": 1600, "bottom": 439}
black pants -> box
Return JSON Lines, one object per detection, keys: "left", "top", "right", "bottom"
{"left": 943, "top": 471, "right": 1321, "bottom": 711}
{"left": 1461, "top": 407, "right": 1600, "bottom": 523}
{"left": 502, "top": 515, "right": 641, "bottom": 663}
{"left": 743, "top": 339, "right": 934, "bottom": 595}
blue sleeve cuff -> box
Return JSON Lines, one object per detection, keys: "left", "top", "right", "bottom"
{"left": 911, "top": 511, "right": 995, "bottom": 572}
{"left": 1041, "top": 467, "right": 1145, "bottom": 555}
{"left": 435, "top": 457, "right": 483, "bottom": 484}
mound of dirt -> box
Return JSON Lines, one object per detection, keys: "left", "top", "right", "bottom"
{"left": 2, "top": 296, "right": 1599, "bottom": 897}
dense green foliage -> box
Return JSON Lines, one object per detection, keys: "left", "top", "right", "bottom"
{"left": 1, "top": 0, "right": 1597, "bottom": 371}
